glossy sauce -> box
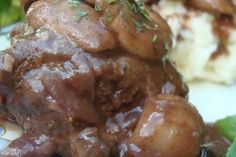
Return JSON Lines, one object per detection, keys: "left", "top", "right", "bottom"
{"left": 211, "top": 15, "right": 236, "bottom": 60}
{"left": 0, "top": 0, "right": 209, "bottom": 157}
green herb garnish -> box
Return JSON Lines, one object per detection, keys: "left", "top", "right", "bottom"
{"left": 152, "top": 34, "right": 158, "bottom": 43}
{"left": 123, "top": 0, "right": 151, "bottom": 21}
{"left": 107, "top": 0, "right": 117, "bottom": 4}
{"left": 216, "top": 114, "right": 236, "bottom": 142}
{"left": 226, "top": 138, "right": 236, "bottom": 157}
{"left": 95, "top": 3, "right": 102, "bottom": 12}
{"left": 120, "top": 0, "right": 155, "bottom": 32}
{"left": 125, "top": 1, "right": 137, "bottom": 13}
{"left": 135, "top": 1, "right": 152, "bottom": 21}
{"left": 132, "top": 18, "right": 143, "bottom": 32}
{"left": 107, "top": 11, "right": 113, "bottom": 22}
{"left": 142, "top": 22, "right": 152, "bottom": 30}
{"left": 68, "top": 0, "right": 80, "bottom": 7}
{"left": 77, "top": 10, "right": 88, "bottom": 22}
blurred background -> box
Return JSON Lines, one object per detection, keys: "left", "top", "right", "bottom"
{"left": 0, "top": 0, "right": 23, "bottom": 27}
{"left": 0, "top": 0, "right": 24, "bottom": 51}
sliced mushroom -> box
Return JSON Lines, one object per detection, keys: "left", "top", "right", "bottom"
{"left": 27, "top": 0, "right": 117, "bottom": 53}
{"left": 97, "top": 0, "right": 172, "bottom": 60}
{"left": 127, "top": 94, "right": 204, "bottom": 157}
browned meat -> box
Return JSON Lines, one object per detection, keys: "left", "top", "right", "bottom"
{"left": 69, "top": 127, "right": 112, "bottom": 157}
{"left": 0, "top": 0, "right": 205, "bottom": 157}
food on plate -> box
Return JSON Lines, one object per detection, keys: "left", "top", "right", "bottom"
{"left": 126, "top": 95, "right": 203, "bottom": 157}
{"left": 150, "top": 0, "right": 236, "bottom": 84}
{"left": 0, "top": 0, "right": 231, "bottom": 156}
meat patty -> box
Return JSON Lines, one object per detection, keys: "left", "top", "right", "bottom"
{"left": 0, "top": 0, "right": 204, "bottom": 157}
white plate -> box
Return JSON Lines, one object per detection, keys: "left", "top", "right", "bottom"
{"left": 189, "top": 82, "right": 236, "bottom": 122}
{"left": 0, "top": 24, "right": 235, "bottom": 151}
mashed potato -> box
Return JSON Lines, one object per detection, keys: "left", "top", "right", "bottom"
{"left": 152, "top": 0, "right": 236, "bottom": 84}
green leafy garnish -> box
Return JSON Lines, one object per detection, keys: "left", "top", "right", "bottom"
{"left": 132, "top": 18, "right": 143, "bottom": 32}
{"left": 134, "top": 1, "right": 151, "bottom": 21}
{"left": 68, "top": 0, "right": 81, "bottom": 7}
{"left": 106, "top": 0, "right": 117, "bottom": 4}
{"left": 125, "top": 1, "right": 137, "bottom": 12}
{"left": 216, "top": 114, "right": 236, "bottom": 142}
{"left": 142, "top": 22, "right": 152, "bottom": 30}
{"left": 122, "top": 0, "right": 151, "bottom": 22}
{"left": 106, "top": 11, "right": 113, "bottom": 22}
{"left": 226, "top": 138, "right": 236, "bottom": 157}
{"left": 95, "top": 3, "right": 102, "bottom": 12}
{"left": 76, "top": 10, "right": 88, "bottom": 21}
{"left": 68, "top": 0, "right": 80, "bottom": 5}
{"left": 152, "top": 34, "right": 158, "bottom": 43}
{"left": 105, "top": 0, "right": 155, "bottom": 33}
{"left": 0, "top": 0, "right": 24, "bottom": 27}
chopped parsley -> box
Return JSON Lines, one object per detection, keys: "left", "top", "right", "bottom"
{"left": 76, "top": 10, "right": 88, "bottom": 22}
{"left": 118, "top": 0, "right": 155, "bottom": 33}
{"left": 125, "top": 1, "right": 137, "bottom": 12}
{"left": 152, "top": 34, "right": 158, "bottom": 43}
{"left": 107, "top": 10, "right": 113, "bottom": 22}
{"left": 132, "top": 18, "right": 143, "bottom": 32}
{"left": 107, "top": 0, "right": 117, "bottom": 4}
{"left": 95, "top": 3, "right": 102, "bottom": 12}
{"left": 142, "top": 22, "right": 152, "bottom": 30}
{"left": 68, "top": 0, "right": 80, "bottom": 7}
{"left": 135, "top": 1, "right": 152, "bottom": 21}
{"left": 120, "top": 0, "right": 151, "bottom": 22}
